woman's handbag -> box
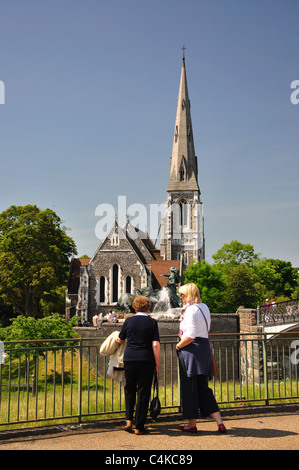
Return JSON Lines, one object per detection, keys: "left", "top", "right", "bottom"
{"left": 149, "top": 371, "right": 161, "bottom": 419}
{"left": 211, "top": 351, "right": 218, "bottom": 377}
{"left": 198, "top": 306, "right": 219, "bottom": 377}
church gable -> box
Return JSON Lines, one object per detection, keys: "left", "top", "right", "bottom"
{"left": 125, "top": 222, "right": 156, "bottom": 263}
{"left": 87, "top": 221, "right": 149, "bottom": 316}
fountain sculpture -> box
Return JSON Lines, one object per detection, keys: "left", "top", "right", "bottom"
{"left": 116, "top": 267, "right": 182, "bottom": 318}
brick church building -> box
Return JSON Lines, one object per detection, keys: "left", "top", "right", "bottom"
{"left": 65, "top": 55, "right": 205, "bottom": 322}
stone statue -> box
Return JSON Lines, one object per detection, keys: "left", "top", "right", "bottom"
{"left": 116, "top": 267, "right": 182, "bottom": 314}
{"left": 116, "top": 293, "right": 135, "bottom": 313}
{"left": 160, "top": 267, "right": 182, "bottom": 308}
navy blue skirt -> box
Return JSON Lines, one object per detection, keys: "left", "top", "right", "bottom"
{"left": 178, "top": 337, "right": 212, "bottom": 379}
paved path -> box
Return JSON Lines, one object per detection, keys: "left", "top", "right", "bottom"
{"left": 1, "top": 406, "right": 299, "bottom": 451}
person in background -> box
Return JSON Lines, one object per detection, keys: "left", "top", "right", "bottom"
{"left": 117, "top": 296, "right": 160, "bottom": 435}
{"left": 176, "top": 283, "right": 226, "bottom": 434}
{"left": 108, "top": 310, "right": 118, "bottom": 323}
{"left": 92, "top": 312, "right": 99, "bottom": 327}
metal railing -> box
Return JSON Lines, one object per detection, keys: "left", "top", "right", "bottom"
{"left": 257, "top": 299, "right": 299, "bottom": 325}
{"left": 0, "top": 333, "right": 298, "bottom": 429}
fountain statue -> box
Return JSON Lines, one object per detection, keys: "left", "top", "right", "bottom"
{"left": 116, "top": 267, "right": 182, "bottom": 318}
{"left": 160, "top": 267, "right": 181, "bottom": 309}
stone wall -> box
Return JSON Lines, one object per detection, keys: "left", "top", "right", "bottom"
{"left": 238, "top": 308, "right": 263, "bottom": 383}
{"left": 73, "top": 313, "right": 239, "bottom": 384}
{"left": 74, "top": 313, "right": 239, "bottom": 339}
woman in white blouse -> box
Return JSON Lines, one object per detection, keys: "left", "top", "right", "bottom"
{"left": 176, "top": 283, "right": 226, "bottom": 434}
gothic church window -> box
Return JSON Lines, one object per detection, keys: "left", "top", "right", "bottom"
{"left": 99, "top": 276, "right": 105, "bottom": 303}
{"left": 112, "top": 264, "right": 119, "bottom": 303}
{"left": 179, "top": 200, "right": 188, "bottom": 227}
{"left": 111, "top": 233, "right": 119, "bottom": 247}
{"left": 126, "top": 276, "right": 132, "bottom": 294}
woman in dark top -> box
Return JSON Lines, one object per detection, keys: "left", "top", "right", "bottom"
{"left": 117, "top": 296, "right": 160, "bottom": 435}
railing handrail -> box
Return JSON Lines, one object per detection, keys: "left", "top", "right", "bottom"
{"left": 1, "top": 333, "right": 299, "bottom": 429}
{"left": 3, "top": 331, "right": 299, "bottom": 347}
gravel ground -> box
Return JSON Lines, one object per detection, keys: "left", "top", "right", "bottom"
{"left": 0, "top": 406, "right": 299, "bottom": 451}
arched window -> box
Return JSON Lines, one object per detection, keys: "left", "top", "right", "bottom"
{"left": 99, "top": 276, "right": 105, "bottom": 303}
{"left": 112, "top": 264, "right": 119, "bottom": 303}
{"left": 180, "top": 166, "right": 185, "bottom": 182}
{"left": 126, "top": 276, "right": 132, "bottom": 294}
{"left": 111, "top": 233, "right": 119, "bottom": 247}
{"left": 179, "top": 200, "right": 188, "bottom": 227}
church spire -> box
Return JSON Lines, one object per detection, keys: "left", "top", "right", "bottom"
{"left": 160, "top": 54, "right": 205, "bottom": 267}
{"left": 167, "top": 55, "right": 199, "bottom": 192}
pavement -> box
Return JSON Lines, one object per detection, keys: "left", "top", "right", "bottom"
{"left": 0, "top": 405, "right": 299, "bottom": 452}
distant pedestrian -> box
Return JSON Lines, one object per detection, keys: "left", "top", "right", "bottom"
{"left": 263, "top": 299, "right": 271, "bottom": 322}
{"left": 92, "top": 312, "right": 99, "bottom": 327}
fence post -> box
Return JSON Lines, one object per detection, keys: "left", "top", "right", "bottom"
{"left": 32, "top": 374, "right": 36, "bottom": 397}
{"left": 78, "top": 338, "right": 83, "bottom": 423}
{"left": 262, "top": 333, "right": 269, "bottom": 405}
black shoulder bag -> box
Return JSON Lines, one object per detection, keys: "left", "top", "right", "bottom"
{"left": 149, "top": 371, "right": 161, "bottom": 419}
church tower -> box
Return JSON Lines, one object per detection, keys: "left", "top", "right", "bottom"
{"left": 160, "top": 54, "right": 205, "bottom": 270}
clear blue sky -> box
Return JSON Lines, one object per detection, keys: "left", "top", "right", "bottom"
{"left": 0, "top": 0, "right": 298, "bottom": 265}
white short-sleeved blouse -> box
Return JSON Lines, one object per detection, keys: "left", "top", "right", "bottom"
{"left": 179, "top": 303, "right": 211, "bottom": 339}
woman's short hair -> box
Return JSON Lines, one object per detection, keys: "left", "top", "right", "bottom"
{"left": 132, "top": 296, "right": 151, "bottom": 313}
{"left": 178, "top": 283, "right": 201, "bottom": 304}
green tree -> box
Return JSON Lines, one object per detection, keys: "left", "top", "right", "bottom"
{"left": 212, "top": 240, "right": 260, "bottom": 266}
{"left": 183, "top": 260, "right": 226, "bottom": 312}
{"left": 0, "top": 205, "right": 77, "bottom": 318}
{"left": 0, "top": 314, "right": 79, "bottom": 346}
{"left": 183, "top": 241, "right": 298, "bottom": 313}
{"left": 0, "top": 315, "right": 80, "bottom": 381}
{"left": 222, "top": 263, "right": 262, "bottom": 311}
{"left": 259, "top": 259, "right": 299, "bottom": 298}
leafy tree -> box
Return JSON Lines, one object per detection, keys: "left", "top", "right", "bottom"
{"left": 222, "top": 264, "right": 262, "bottom": 311}
{"left": 212, "top": 240, "right": 260, "bottom": 266}
{"left": 0, "top": 315, "right": 80, "bottom": 381}
{"left": 259, "top": 259, "right": 299, "bottom": 298}
{"left": 0, "top": 205, "right": 77, "bottom": 318}
{"left": 183, "top": 260, "right": 226, "bottom": 312}
{"left": 183, "top": 241, "right": 299, "bottom": 313}
{"left": 1, "top": 314, "right": 79, "bottom": 341}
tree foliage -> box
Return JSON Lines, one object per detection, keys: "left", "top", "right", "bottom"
{"left": 0, "top": 314, "right": 80, "bottom": 360}
{"left": 212, "top": 240, "right": 260, "bottom": 266}
{"left": 0, "top": 314, "right": 79, "bottom": 341}
{"left": 183, "top": 260, "right": 226, "bottom": 312}
{"left": 0, "top": 205, "right": 77, "bottom": 318}
{"left": 183, "top": 241, "right": 299, "bottom": 313}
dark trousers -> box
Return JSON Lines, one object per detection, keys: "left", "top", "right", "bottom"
{"left": 124, "top": 361, "right": 155, "bottom": 431}
{"left": 179, "top": 359, "right": 219, "bottom": 419}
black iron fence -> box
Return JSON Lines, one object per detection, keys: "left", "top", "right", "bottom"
{"left": 0, "top": 333, "right": 299, "bottom": 429}
{"left": 257, "top": 299, "right": 299, "bottom": 325}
